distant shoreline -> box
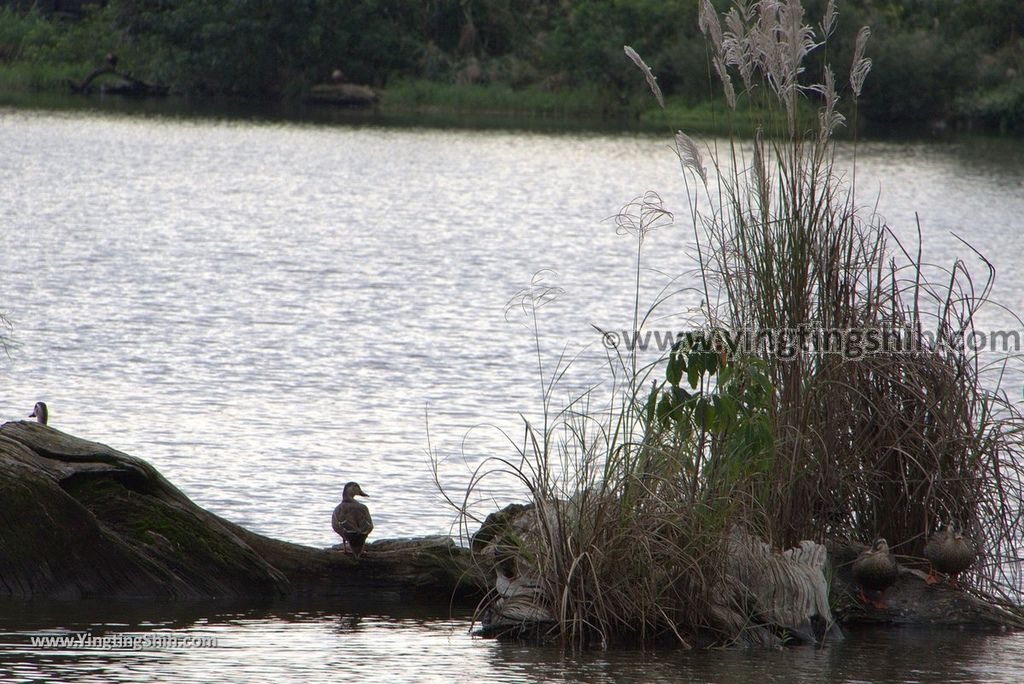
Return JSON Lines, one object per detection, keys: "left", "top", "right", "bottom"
{"left": 0, "top": 79, "right": 998, "bottom": 141}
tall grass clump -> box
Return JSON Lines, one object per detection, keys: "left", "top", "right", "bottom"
{"left": 438, "top": 256, "right": 781, "bottom": 648}
{"left": 688, "top": 0, "right": 1024, "bottom": 594}
{"left": 435, "top": 0, "right": 1024, "bottom": 648}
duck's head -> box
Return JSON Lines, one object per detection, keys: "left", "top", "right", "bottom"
{"left": 28, "top": 401, "right": 48, "bottom": 426}
{"left": 343, "top": 481, "right": 369, "bottom": 501}
{"left": 949, "top": 519, "right": 964, "bottom": 540}
{"left": 870, "top": 538, "right": 889, "bottom": 554}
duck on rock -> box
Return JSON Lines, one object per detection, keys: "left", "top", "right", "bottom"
{"left": 852, "top": 538, "right": 899, "bottom": 609}
{"left": 332, "top": 481, "right": 373, "bottom": 557}
{"left": 924, "top": 521, "right": 977, "bottom": 585}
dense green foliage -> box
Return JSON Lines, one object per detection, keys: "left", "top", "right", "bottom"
{"left": 0, "top": 0, "right": 1022, "bottom": 130}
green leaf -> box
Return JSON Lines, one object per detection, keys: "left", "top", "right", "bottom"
{"left": 687, "top": 351, "right": 703, "bottom": 389}
{"left": 656, "top": 393, "right": 674, "bottom": 427}
{"left": 714, "top": 394, "right": 737, "bottom": 433}
{"left": 644, "top": 381, "right": 660, "bottom": 425}
{"left": 704, "top": 349, "right": 719, "bottom": 376}
{"left": 666, "top": 347, "right": 683, "bottom": 386}
{"left": 694, "top": 396, "right": 715, "bottom": 431}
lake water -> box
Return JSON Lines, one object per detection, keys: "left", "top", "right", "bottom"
{"left": 1, "top": 99, "right": 1023, "bottom": 680}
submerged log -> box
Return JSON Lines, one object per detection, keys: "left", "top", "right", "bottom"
{"left": 304, "top": 83, "right": 379, "bottom": 107}
{"left": 68, "top": 66, "right": 168, "bottom": 97}
{"left": 0, "top": 421, "right": 484, "bottom": 602}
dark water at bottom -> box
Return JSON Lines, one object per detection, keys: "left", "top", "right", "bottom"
{"left": 1, "top": 600, "right": 1022, "bottom": 683}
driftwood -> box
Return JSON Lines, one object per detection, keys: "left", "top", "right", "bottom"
{"left": 304, "top": 83, "right": 379, "bottom": 107}
{"left": 715, "top": 528, "right": 840, "bottom": 647}
{"left": 0, "top": 421, "right": 484, "bottom": 602}
{"left": 68, "top": 67, "right": 168, "bottom": 97}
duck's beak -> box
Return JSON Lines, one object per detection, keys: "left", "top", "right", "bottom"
{"left": 28, "top": 411, "right": 35, "bottom": 418}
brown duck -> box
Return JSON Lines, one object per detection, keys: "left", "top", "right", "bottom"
{"left": 852, "top": 538, "right": 898, "bottom": 609}
{"left": 332, "top": 482, "right": 373, "bottom": 557}
{"left": 924, "top": 521, "right": 976, "bottom": 585}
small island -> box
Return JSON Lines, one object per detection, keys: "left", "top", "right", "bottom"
{"left": 2, "top": 420, "right": 1022, "bottom": 649}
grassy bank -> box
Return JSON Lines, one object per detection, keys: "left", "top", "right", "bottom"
{"left": 0, "top": 62, "right": 751, "bottom": 136}
{"left": 381, "top": 80, "right": 622, "bottom": 119}
{"left": 0, "top": 62, "right": 87, "bottom": 93}
{"left": 379, "top": 80, "right": 777, "bottom": 135}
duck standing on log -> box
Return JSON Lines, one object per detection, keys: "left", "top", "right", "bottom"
{"left": 852, "top": 538, "right": 899, "bottom": 609}
{"left": 333, "top": 481, "right": 373, "bottom": 557}
{"left": 924, "top": 521, "right": 977, "bottom": 585}
{"left": 28, "top": 401, "right": 48, "bottom": 425}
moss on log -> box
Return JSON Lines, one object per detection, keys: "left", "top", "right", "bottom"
{"left": 0, "top": 421, "right": 484, "bottom": 601}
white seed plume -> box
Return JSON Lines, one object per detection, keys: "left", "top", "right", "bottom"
{"left": 752, "top": 126, "right": 766, "bottom": 188}
{"left": 676, "top": 131, "right": 707, "bottom": 184}
{"left": 623, "top": 45, "right": 665, "bottom": 109}
{"left": 820, "top": 0, "right": 838, "bottom": 38}
{"left": 698, "top": 0, "right": 724, "bottom": 51}
{"left": 850, "top": 26, "right": 872, "bottom": 97}
{"left": 614, "top": 191, "right": 673, "bottom": 242}
{"left": 723, "top": 7, "right": 756, "bottom": 91}
{"left": 713, "top": 56, "right": 737, "bottom": 109}
{"left": 811, "top": 67, "right": 846, "bottom": 144}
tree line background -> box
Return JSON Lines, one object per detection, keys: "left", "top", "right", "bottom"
{"left": 1, "top": 0, "right": 1022, "bottom": 131}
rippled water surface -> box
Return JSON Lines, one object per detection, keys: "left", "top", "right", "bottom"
{"left": 2, "top": 102, "right": 1023, "bottom": 681}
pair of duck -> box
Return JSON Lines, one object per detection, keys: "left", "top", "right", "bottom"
{"left": 853, "top": 522, "right": 977, "bottom": 607}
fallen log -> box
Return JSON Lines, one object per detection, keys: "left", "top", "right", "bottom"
{"left": 304, "top": 83, "right": 379, "bottom": 107}
{"left": 68, "top": 66, "right": 168, "bottom": 97}
{"left": 0, "top": 421, "right": 484, "bottom": 602}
